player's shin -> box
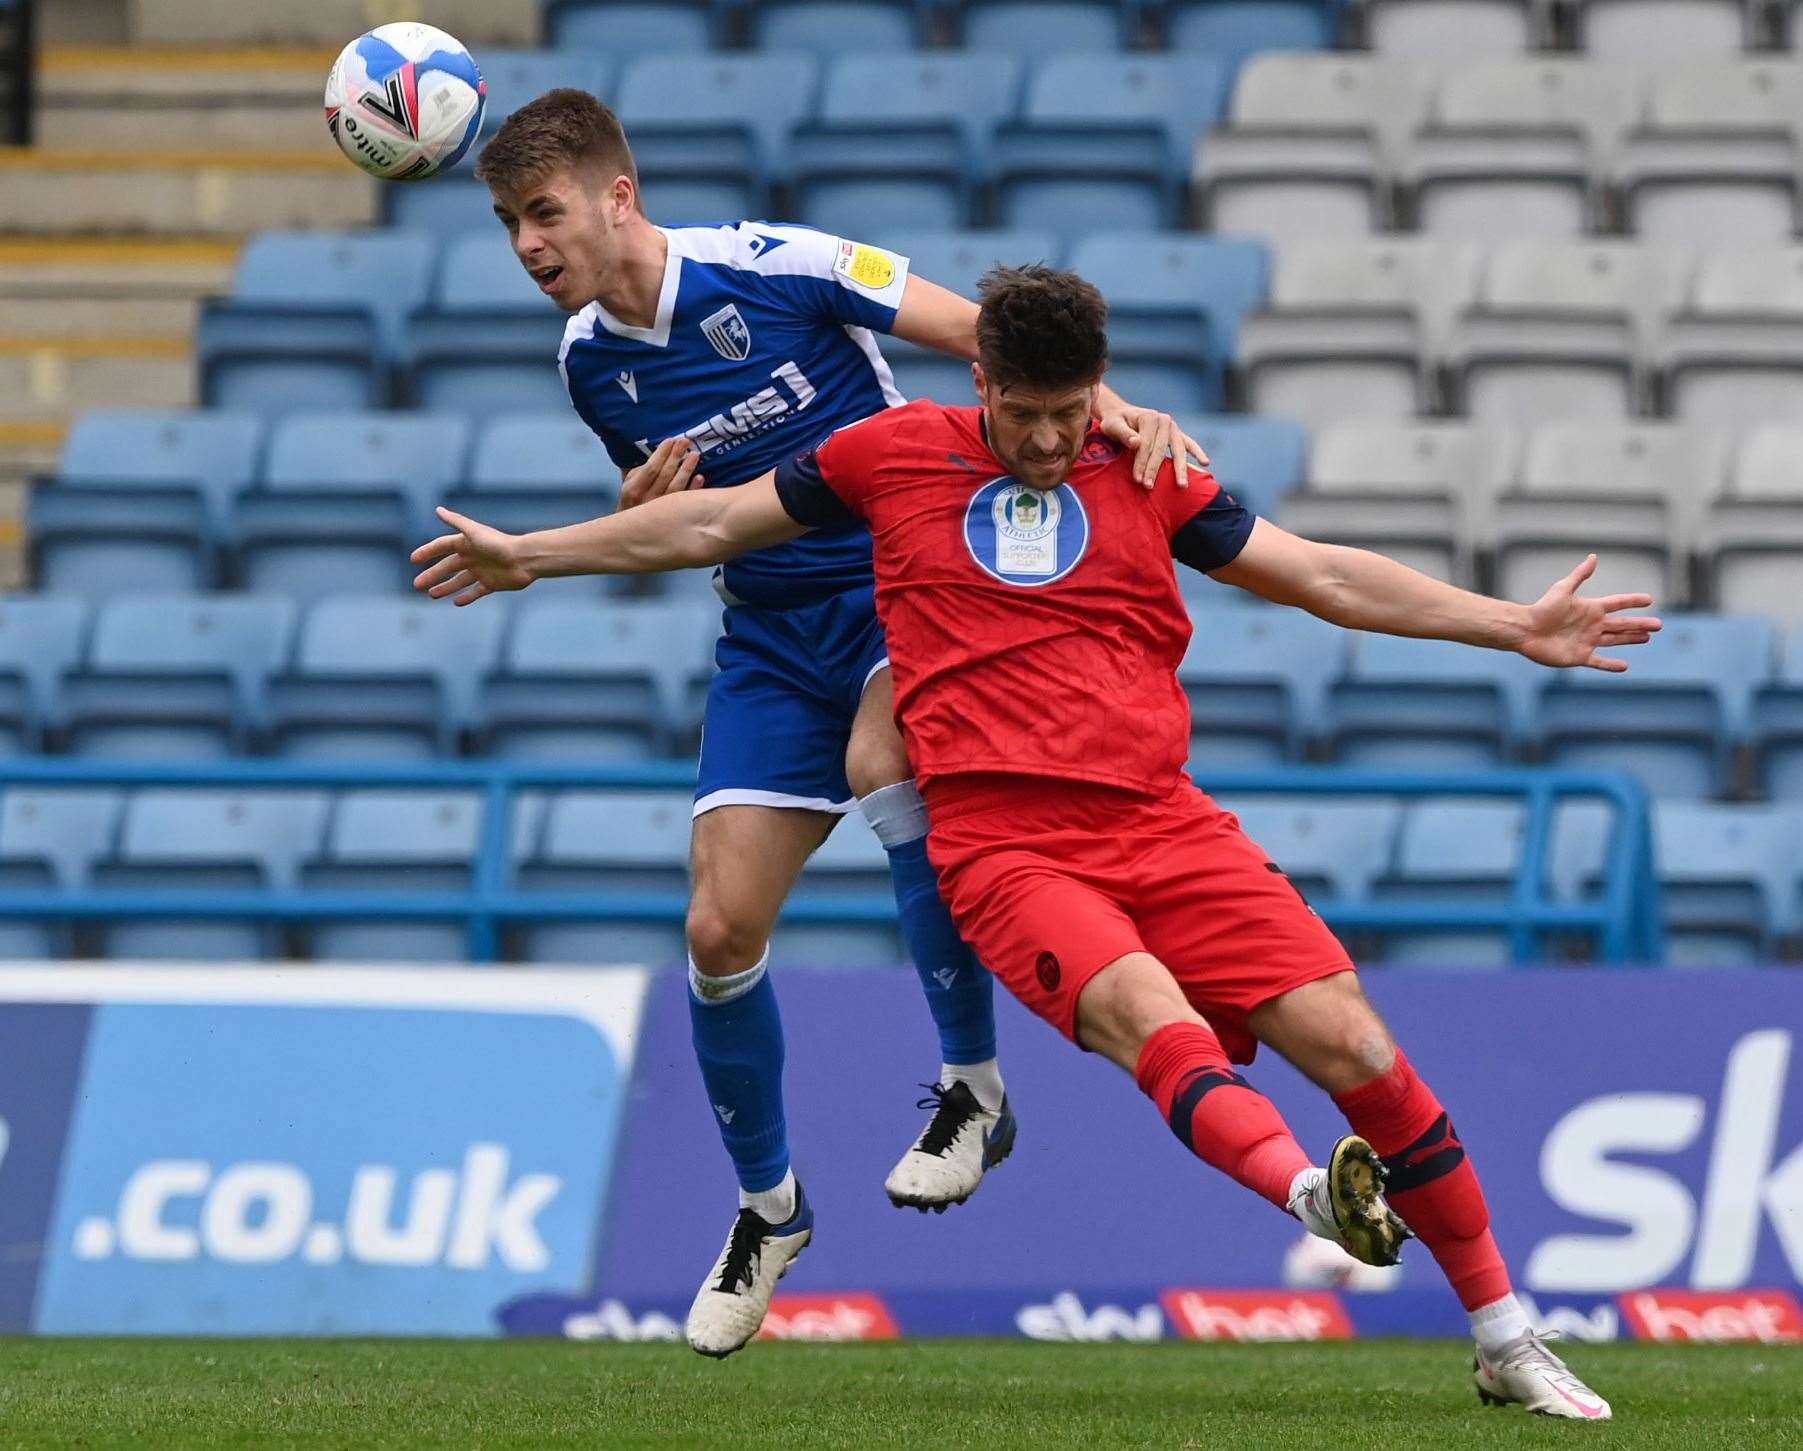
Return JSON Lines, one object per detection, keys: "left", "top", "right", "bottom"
{"left": 1134, "top": 1020, "right": 1311, "bottom": 1211}
{"left": 687, "top": 952, "right": 794, "bottom": 1218}
{"left": 1332, "top": 1047, "right": 1523, "bottom": 1342}
{"left": 860, "top": 780, "right": 1002, "bottom": 1105}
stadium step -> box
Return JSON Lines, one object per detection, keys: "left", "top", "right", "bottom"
{"left": 0, "top": 239, "right": 235, "bottom": 338}
{"left": 0, "top": 148, "right": 373, "bottom": 234}
{"left": 38, "top": 46, "right": 333, "bottom": 154}
{"left": 124, "top": 0, "right": 540, "bottom": 48}
{"left": 0, "top": 335, "right": 195, "bottom": 420}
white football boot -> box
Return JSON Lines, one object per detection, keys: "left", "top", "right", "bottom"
{"left": 684, "top": 1181, "right": 814, "bottom": 1359}
{"left": 885, "top": 1081, "right": 1018, "bottom": 1212}
{"left": 1475, "top": 1331, "right": 1613, "bottom": 1420}
{"left": 1287, "top": 1134, "right": 1414, "bottom": 1267}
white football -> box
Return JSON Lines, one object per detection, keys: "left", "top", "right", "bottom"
{"left": 324, "top": 23, "right": 487, "bottom": 181}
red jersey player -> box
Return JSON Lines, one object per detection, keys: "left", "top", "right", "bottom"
{"left": 412, "top": 266, "right": 1659, "bottom": 1416}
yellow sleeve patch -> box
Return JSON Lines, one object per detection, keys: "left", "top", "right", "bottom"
{"left": 835, "top": 241, "right": 897, "bottom": 291}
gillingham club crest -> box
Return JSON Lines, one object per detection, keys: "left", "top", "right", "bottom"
{"left": 700, "top": 303, "right": 753, "bottom": 362}
{"left": 962, "top": 476, "right": 1090, "bottom": 587}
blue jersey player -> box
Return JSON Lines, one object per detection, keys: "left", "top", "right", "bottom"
{"left": 471, "top": 90, "right": 1207, "bottom": 1357}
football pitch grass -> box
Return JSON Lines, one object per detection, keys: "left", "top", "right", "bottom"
{"left": 1, "top": 1339, "right": 1799, "bottom": 1449}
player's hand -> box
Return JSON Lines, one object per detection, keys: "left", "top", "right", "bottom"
{"left": 618, "top": 436, "right": 705, "bottom": 511}
{"left": 409, "top": 506, "right": 533, "bottom": 606}
{"left": 1096, "top": 394, "right": 1211, "bottom": 491}
{"left": 1516, "top": 555, "right": 1662, "bottom": 672}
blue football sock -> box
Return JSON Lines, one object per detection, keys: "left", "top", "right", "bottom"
{"left": 862, "top": 781, "right": 998, "bottom": 1066}
{"left": 687, "top": 953, "right": 790, "bottom": 1194}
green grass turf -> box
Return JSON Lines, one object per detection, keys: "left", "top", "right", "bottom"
{"left": 0, "top": 1339, "right": 1798, "bottom": 1449}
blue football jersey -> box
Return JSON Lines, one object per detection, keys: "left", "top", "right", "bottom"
{"left": 559, "top": 222, "right": 912, "bottom": 609}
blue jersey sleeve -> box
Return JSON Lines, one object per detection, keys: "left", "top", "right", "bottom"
{"left": 737, "top": 224, "right": 911, "bottom": 336}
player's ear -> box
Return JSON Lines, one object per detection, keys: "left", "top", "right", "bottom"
{"left": 971, "top": 359, "right": 989, "bottom": 406}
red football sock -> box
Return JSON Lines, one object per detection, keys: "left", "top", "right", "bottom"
{"left": 1135, "top": 1021, "right": 1311, "bottom": 1211}
{"left": 1332, "top": 1047, "right": 1511, "bottom": 1311}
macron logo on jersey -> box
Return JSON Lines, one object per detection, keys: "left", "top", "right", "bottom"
{"left": 617, "top": 371, "right": 637, "bottom": 401}
{"left": 636, "top": 360, "right": 818, "bottom": 460}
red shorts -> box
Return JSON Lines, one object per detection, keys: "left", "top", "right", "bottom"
{"left": 926, "top": 775, "right": 1355, "bottom": 1064}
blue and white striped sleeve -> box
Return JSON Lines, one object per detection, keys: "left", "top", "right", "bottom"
{"left": 738, "top": 223, "right": 912, "bottom": 334}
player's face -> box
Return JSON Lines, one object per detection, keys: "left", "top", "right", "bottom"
{"left": 977, "top": 369, "right": 1099, "bottom": 491}
{"left": 490, "top": 166, "right": 629, "bottom": 311}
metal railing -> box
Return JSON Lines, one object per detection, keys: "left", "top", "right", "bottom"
{"left": 0, "top": 759, "right": 1663, "bottom": 965}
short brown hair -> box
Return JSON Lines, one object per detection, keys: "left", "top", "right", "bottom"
{"left": 474, "top": 88, "right": 639, "bottom": 198}
{"left": 975, "top": 264, "right": 1109, "bottom": 392}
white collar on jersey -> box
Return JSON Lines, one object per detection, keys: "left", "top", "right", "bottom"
{"left": 586, "top": 226, "right": 683, "bottom": 348}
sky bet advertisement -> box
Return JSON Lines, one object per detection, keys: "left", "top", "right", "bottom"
{"left": 0, "top": 965, "right": 1798, "bottom": 1342}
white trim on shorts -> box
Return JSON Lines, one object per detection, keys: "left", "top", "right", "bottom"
{"left": 860, "top": 655, "right": 891, "bottom": 695}
{"left": 693, "top": 787, "right": 859, "bottom": 819}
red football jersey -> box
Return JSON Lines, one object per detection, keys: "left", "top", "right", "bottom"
{"left": 775, "top": 400, "right": 1255, "bottom": 796}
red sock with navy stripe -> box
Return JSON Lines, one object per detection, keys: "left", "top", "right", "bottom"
{"left": 1332, "top": 1047, "right": 1512, "bottom": 1311}
{"left": 1134, "top": 1021, "right": 1312, "bottom": 1210}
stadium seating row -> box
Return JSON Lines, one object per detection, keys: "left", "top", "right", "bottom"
{"left": 392, "top": 50, "right": 1803, "bottom": 236}
{"left": 7, "top": 595, "right": 1803, "bottom": 803}
{"left": 195, "top": 229, "right": 1803, "bottom": 433}
{"left": 38, "top": 407, "right": 1803, "bottom": 619}
{"left": 539, "top": 1, "right": 1803, "bottom": 63}
{"left": 0, "top": 783, "right": 1788, "bottom": 966}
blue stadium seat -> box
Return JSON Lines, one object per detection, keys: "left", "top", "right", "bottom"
{"left": 385, "top": 176, "right": 495, "bottom": 233}
{"left": 961, "top": 1, "right": 1129, "bottom": 51}
{"left": 1179, "top": 609, "right": 1344, "bottom": 765}
{"left": 33, "top": 411, "right": 263, "bottom": 595}
{"left": 1328, "top": 634, "right": 1540, "bottom": 769}
{"left": 994, "top": 54, "right": 1230, "bottom": 231}
{"left": 785, "top": 816, "right": 906, "bottom": 965}
{"left": 266, "top": 596, "right": 508, "bottom": 760}
{"left": 197, "top": 232, "right": 435, "bottom": 414}
{"left": 1654, "top": 801, "right": 1799, "bottom": 965}
{"left": 877, "top": 230, "right": 1059, "bottom": 402}
{"left": 302, "top": 790, "right": 484, "bottom": 962}
{"left": 480, "top": 600, "right": 718, "bottom": 760}
{"left": 1173, "top": 415, "right": 1307, "bottom": 519}
{"left": 94, "top": 790, "right": 330, "bottom": 961}
{"left": 0, "top": 788, "right": 121, "bottom": 958}
{"left": 477, "top": 49, "right": 614, "bottom": 137}
{"left": 1222, "top": 797, "right": 1400, "bottom": 901}
{"left": 793, "top": 53, "right": 1022, "bottom": 235}
{"left": 1538, "top": 614, "right": 1778, "bottom": 801}
{"left": 746, "top": 0, "right": 922, "bottom": 55}
{"left": 1067, "top": 234, "right": 1268, "bottom": 412}
{"left": 515, "top": 789, "right": 694, "bottom": 965}
{"left": 1753, "top": 626, "right": 1803, "bottom": 802}
{"left": 407, "top": 233, "right": 572, "bottom": 416}
{"left": 1165, "top": 1, "right": 1342, "bottom": 75}
{"left": 61, "top": 595, "right": 295, "bottom": 760}
{"left": 446, "top": 413, "right": 624, "bottom": 538}
{"left": 0, "top": 596, "right": 88, "bottom": 753}
{"left": 547, "top": 0, "right": 718, "bottom": 53}
{"left": 236, "top": 412, "right": 471, "bottom": 598}
{"left": 616, "top": 54, "right": 819, "bottom": 223}
{"left": 1373, "top": 800, "right": 1521, "bottom": 967}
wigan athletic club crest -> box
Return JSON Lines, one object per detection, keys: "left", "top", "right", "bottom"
{"left": 962, "top": 476, "right": 1090, "bottom": 587}
{"left": 700, "top": 303, "right": 753, "bottom": 362}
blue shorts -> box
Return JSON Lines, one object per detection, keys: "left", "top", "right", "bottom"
{"left": 694, "top": 586, "right": 890, "bottom": 818}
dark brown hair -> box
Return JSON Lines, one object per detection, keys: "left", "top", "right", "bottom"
{"left": 974, "top": 264, "right": 1109, "bottom": 392}
{"left": 474, "top": 88, "right": 639, "bottom": 199}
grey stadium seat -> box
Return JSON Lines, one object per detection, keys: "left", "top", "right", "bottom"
{"left": 1660, "top": 247, "right": 1803, "bottom": 429}
{"left": 1493, "top": 420, "right": 1729, "bottom": 608}
{"left": 1407, "top": 60, "right": 1640, "bottom": 240}
{"left": 1449, "top": 240, "right": 1693, "bottom": 425}
{"left": 1619, "top": 62, "right": 1803, "bottom": 247}
{"left": 94, "top": 790, "right": 330, "bottom": 961}
{"left": 1239, "top": 239, "right": 1482, "bottom": 424}
{"left": 1195, "top": 55, "right": 1433, "bottom": 239}
{"left": 1702, "top": 424, "right": 1803, "bottom": 626}
{"left": 1570, "top": 0, "right": 1754, "bottom": 61}
{"left": 1359, "top": 0, "right": 1543, "bottom": 54}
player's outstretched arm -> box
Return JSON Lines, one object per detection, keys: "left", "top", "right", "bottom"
{"left": 1209, "top": 519, "right": 1663, "bottom": 672}
{"left": 408, "top": 472, "right": 806, "bottom": 606}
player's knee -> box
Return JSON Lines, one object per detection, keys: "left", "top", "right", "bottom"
{"left": 1075, "top": 955, "right": 1196, "bottom": 1070}
{"left": 685, "top": 905, "right": 767, "bottom": 976}
{"left": 845, "top": 736, "right": 911, "bottom": 800}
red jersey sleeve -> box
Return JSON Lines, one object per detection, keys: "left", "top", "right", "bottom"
{"left": 1152, "top": 457, "right": 1257, "bottom": 573}
{"left": 772, "top": 408, "right": 901, "bottom": 528}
